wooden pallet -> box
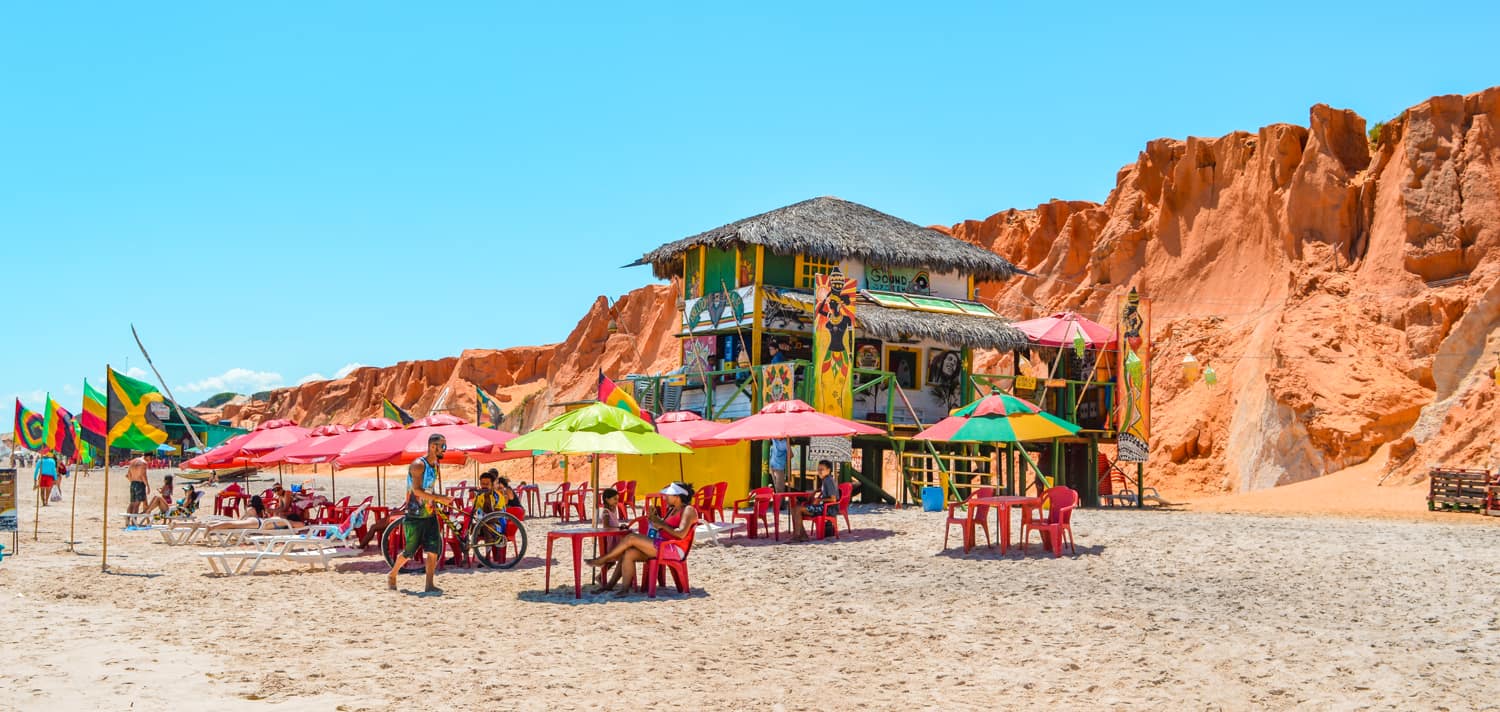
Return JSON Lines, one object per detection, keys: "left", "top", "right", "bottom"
{"left": 1428, "top": 468, "right": 1495, "bottom": 512}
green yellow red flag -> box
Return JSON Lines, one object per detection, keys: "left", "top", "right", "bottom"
{"left": 106, "top": 367, "right": 169, "bottom": 451}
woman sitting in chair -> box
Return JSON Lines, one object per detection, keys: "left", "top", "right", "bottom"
{"left": 142, "top": 474, "right": 176, "bottom": 516}
{"left": 165, "top": 485, "right": 203, "bottom": 518}
{"left": 586, "top": 482, "right": 698, "bottom": 596}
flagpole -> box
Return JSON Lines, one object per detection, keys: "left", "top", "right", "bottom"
{"left": 130, "top": 325, "right": 204, "bottom": 451}
{"left": 32, "top": 467, "right": 40, "bottom": 542}
{"left": 102, "top": 364, "right": 112, "bottom": 573}
{"left": 68, "top": 456, "right": 79, "bottom": 551}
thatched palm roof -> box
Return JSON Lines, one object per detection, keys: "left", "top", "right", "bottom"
{"left": 633, "top": 197, "right": 1027, "bottom": 281}
{"left": 771, "top": 289, "right": 1028, "bottom": 351}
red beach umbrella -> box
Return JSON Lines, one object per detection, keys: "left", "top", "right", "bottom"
{"left": 335, "top": 413, "right": 519, "bottom": 467}
{"left": 1010, "top": 312, "right": 1117, "bottom": 349}
{"left": 654, "top": 410, "right": 736, "bottom": 447}
{"left": 711, "top": 399, "right": 884, "bottom": 441}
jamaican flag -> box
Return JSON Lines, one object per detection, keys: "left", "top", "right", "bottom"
{"left": 13, "top": 400, "right": 47, "bottom": 451}
{"left": 107, "top": 368, "right": 169, "bottom": 451}
{"left": 476, "top": 386, "right": 504, "bottom": 429}
{"left": 382, "top": 397, "right": 414, "bottom": 426}
{"left": 44, "top": 395, "right": 79, "bottom": 461}
{"left": 80, "top": 379, "right": 107, "bottom": 450}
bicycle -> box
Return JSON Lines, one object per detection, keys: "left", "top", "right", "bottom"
{"left": 380, "top": 492, "right": 528, "bottom": 571}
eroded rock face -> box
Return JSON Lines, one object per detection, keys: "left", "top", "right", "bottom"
{"left": 228, "top": 87, "right": 1500, "bottom": 495}
{"left": 945, "top": 86, "right": 1500, "bottom": 494}
{"left": 221, "top": 284, "right": 680, "bottom": 434}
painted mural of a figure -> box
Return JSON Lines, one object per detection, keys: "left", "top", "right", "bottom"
{"left": 1117, "top": 287, "right": 1150, "bottom": 462}
{"left": 814, "top": 270, "right": 858, "bottom": 417}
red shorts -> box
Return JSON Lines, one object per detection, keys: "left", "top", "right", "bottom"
{"left": 38, "top": 475, "right": 55, "bottom": 488}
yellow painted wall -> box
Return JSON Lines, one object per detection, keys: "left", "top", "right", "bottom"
{"left": 617, "top": 442, "right": 751, "bottom": 504}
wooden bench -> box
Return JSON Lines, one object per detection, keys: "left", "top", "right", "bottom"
{"left": 1427, "top": 468, "right": 1494, "bottom": 512}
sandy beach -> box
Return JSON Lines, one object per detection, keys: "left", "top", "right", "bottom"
{"left": 1, "top": 466, "right": 1496, "bottom": 711}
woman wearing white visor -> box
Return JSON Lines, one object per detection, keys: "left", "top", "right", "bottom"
{"left": 587, "top": 482, "right": 699, "bottom": 595}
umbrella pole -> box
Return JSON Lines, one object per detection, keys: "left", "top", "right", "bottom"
{"left": 331, "top": 463, "right": 337, "bottom": 502}
{"left": 591, "top": 455, "right": 600, "bottom": 529}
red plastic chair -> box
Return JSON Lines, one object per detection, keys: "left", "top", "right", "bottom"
{"left": 645, "top": 525, "right": 697, "bottom": 598}
{"left": 710, "top": 481, "right": 729, "bottom": 524}
{"left": 616, "top": 480, "right": 638, "bottom": 518}
{"left": 943, "top": 486, "right": 995, "bottom": 553}
{"left": 544, "top": 482, "right": 572, "bottom": 518}
{"left": 806, "top": 482, "right": 853, "bottom": 540}
{"left": 562, "top": 484, "right": 589, "bottom": 522}
{"left": 834, "top": 481, "right": 855, "bottom": 531}
{"left": 1021, "top": 486, "right": 1078, "bottom": 557}
{"left": 730, "top": 487, "right": 773, "bottom": 539}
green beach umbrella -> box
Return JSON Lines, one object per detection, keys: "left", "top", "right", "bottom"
{"left": 505, "top": 403, "right": 689, "bottom": 528}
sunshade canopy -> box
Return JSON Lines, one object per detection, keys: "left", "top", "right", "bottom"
{"left": 711, "top": 399, "right": 885, "bottom": 441}
{"left": 504, "top": 403, "right": 689, "bottom": 456}
{"left": 654, "top": 410, "right": 736, "bottom": 448}
{"left": 1010, "top": 311, "right": 1117, "bottom": 349}
{"left": 336, "top": 414, "right": 519, "bottom": 467}
{"left": 912, "top": 394, "right": 1081, "bottom": 443}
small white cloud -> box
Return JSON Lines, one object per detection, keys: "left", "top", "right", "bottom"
{"left": 177, "top": 368, "right": 285, "bottom": 394}
{"left": 8, "top": 390, "right": 47, "bottom": 407}
{"left": 62, "top": 384, "right": 79, "bottom": 395}
{"left": 333, "top": 362, "right": 367, "bottom": 379}
{"left": 125, "top": 367, "right": 148, "bottom": 379}
{"left": 297, "top": 373, "right": 327, "bottom": 385}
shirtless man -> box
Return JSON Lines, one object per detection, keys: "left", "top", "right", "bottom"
{"left": 126, "top": 455, "right": 150, "bottom": 514}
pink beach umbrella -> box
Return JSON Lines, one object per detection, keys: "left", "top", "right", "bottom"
{"left": 335, "top": 413, "right": 519, "bottom": 468}
{"left": 711, "top": 399, "right": 884, "bottom": 441}
{"left": 1009, "top": 312, "right": 1117, "bottom": 349}
{"left": 654, "top": 410, "right": 736, "bottom": 447}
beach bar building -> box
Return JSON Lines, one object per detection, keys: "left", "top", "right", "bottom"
{"left": 622, "top": 197, "right": 1119, "bottom": 505}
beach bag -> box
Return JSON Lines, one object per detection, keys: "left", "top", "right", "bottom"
{"left": 51, "top": 487, "right": 63, "bottom": 503}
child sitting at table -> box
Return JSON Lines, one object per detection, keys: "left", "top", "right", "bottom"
{"left": 473, "top": 470, "right": 505, "bottom": 514}
{"left": 790, "top": 460, "right": 839, "bottom": 542}
{"left": 591, "top": 487, "right": 631, "bottom": 593}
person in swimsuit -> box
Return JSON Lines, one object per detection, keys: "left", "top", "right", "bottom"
{"left": 387, "top": 434, "right": 456, "bottom": 593}
{"left": 142, "top": 474, "right": 175, "bottom": 516}
{"left": 205, "top": 496, "right": 293, "bottom": 532}
{"left": 586, "top": 482, "right": 698, "bottom": 596}
{"left": 126, "top": 456, "right": 150, "bottom": 514}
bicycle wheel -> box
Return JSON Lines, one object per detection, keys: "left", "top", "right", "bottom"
{"left": 380, "top": 517, "right": 425, "bottom": 572}
{"left": 468, "top": 511, "right": 527, "bottom": 569}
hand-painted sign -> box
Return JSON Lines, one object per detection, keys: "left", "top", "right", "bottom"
{"left": 682, "top": 286, "right": 756, "bottom": 334}
{"left": 864, "top": 266, "right": 932, "bottom": 295}
{"left": 0, "top": 469, "right": 16, "bottom": 533}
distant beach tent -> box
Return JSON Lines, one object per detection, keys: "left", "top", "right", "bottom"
{"left": 1009, "top": 312, "right": 1117, "bottom": 349}
{"left": 335, "top": 413, "right": 518, "bottom": 467}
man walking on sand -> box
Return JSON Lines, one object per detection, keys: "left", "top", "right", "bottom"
{"left": 126, "top": 455, "right": 150, "bottom": 515}
{"left": 387, "top": 434, "right": 455, "bottom": 593}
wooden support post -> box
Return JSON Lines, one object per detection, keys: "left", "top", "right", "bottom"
{"left": 1136, "top": 462, "right": 1144, "bottom": 509}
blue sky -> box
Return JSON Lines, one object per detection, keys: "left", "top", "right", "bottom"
{"left": 3, "top": 2, "right": 1497, "bottom": 412}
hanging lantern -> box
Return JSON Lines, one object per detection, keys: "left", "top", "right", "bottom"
{"left": 1203, "top": 366, "right": 1218, "bottom": 386}
{"left": 1181, "top": 354, "right": 1201, "bottom": 383}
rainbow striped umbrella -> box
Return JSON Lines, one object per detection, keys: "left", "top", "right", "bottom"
{"left": 912, "top": 393, "right": 1080, "bottom": 443}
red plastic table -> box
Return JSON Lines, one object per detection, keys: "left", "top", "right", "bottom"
{"left": 971, "top": 496, "right": 1040, "bottom": 554}
{"left": 545, "top": 526, "right": 618, "bottom": 599}
{"left": 768, "top": 491, "right": 812, "bottom": 541}
{"left": 515, "top": 484, "right": 541, "bottom": 514}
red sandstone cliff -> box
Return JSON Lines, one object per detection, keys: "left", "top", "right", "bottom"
{"left": 224, "top": 86, "right": 1500, "bottom": 496}
{"left": 944, "top": 87, "right": 1500, "bottom": 494}
{"left": 219, "top": 284, "right": 681, "bottom": 434}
